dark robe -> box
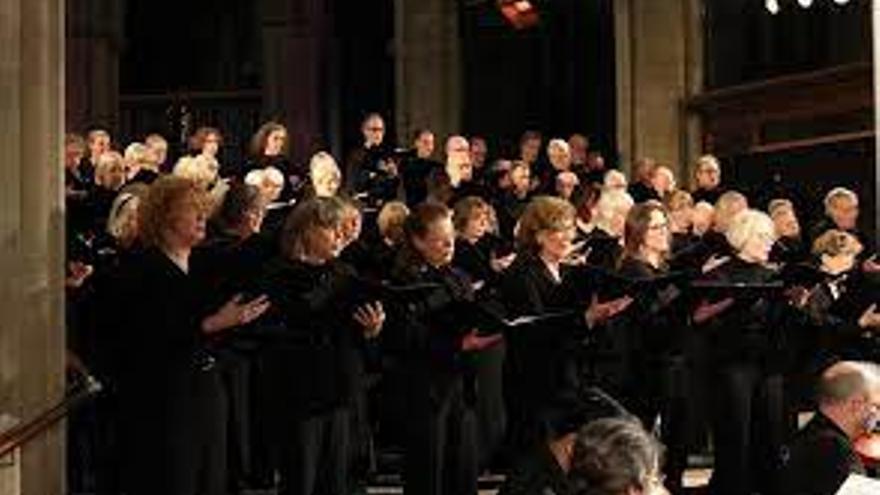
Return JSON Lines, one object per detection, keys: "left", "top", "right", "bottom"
{"left": 128, "top": 168, "right": 160, "bottom": 186}
{"left": 628, "top": 181, "right": 659, "bottom": 204}
{"left": 498, "top": 444, "right": 573, "bottom": 495}
{"left": 402, "top": 156, "right": 441, "bottom": 206}
{"left": 113, "top": 248, "right": 227, "bottom": 495}
{"left": 699, "top": 257, "right": 796, "bottom": 495}
{"left": 344, "top": 144, "right": 401, "bottom": 208}
{"left": 779, "top": 412, "right": 865, "bottom": 495}
{"left": 692, "top": 186, "right": 724, "bottom": 206}
{"left": 497, "top": 252, "right": 589, "bottom": 455}
{"left": 389, "top": 253, "right": 481, "bottom": 495}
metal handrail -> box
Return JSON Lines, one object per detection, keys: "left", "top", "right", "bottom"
{"left": 0, "top": 375, "right": 102, "bottom": 459}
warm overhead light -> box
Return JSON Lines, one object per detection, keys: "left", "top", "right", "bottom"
{"left": 497, "top": 0, "right": 539, "bottom": 30}
{"left": 766, "top": 0, "right": 781, "bottom": 14}
{"left": 832, "top": 0, "right": 850, "bottom": 4}
{"left": 797, "top": 0, "right": 814, "bottom": 7}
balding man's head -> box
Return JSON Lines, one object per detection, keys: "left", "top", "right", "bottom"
{"left": 817, "top": 361, "right": 880, "bottom": 439}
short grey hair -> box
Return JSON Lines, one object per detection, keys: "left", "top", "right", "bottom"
{"left": 823, "top": 187, "right": 858, "bottom": 215}
{"left": 725, "top": 209, "right": 775, "bottom": 253}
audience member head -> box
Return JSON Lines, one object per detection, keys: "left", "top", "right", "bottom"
{"left": 124, "top": 142, "right": 152, "bottom": 178}
{"left": 404, "top": 202, "right": 455, "bottom": 268}
{"left": 139, "top": 176, "right": 209, "bottom": 252}
{"left": 145, "top": 134, "right": 168, "bottom": 167}
{"left": 173, "top": 155, "right": 220, "bottom": 190}
{"left": 411, "top": 129, "right": 435, "bottom": 159}
{"left": 251, "top": 121, "right": 288, "bottom": 158}
{"left": 603, "top": 169, "right": 628, "bottom": 191}
{"left": 516, "top": 196, "right": 577, "bottom": 264}
{"left": 593, "top": 189, "right": 635, "bottom": 238}
{"left": 568, "top": 133, "right": 589, "bottom": 166}
{"left": 556, "top": 171, "right": 580, "bottom": 201}
{"left": 623, "top": 201, "right": 670, "bottom": 265}
{"left": 548, "top": 139, "right": 572, "bottom": 172}
{"left": 280, "top": 197, "right": 345, "bottom": 263}
{"left": 87, "top": 128, "right": 111, "bottom": 162}
{"left": 95, "top": 151, "right": 127, "bottom": 190}
{"left": 824, "top": 187, "right": 859, "bottom": 231}
{"left": 664, "top": 190, "right": 694, "bottom": 234}
{"left": 445, "top": 135, "right": 473, "bottom": 185}
{"left": 587, "top": 151, "right": 607, "bottom": 173}
{"left": 338, "top": 198, "right": 363, "bottom": 249}
{"left": 64, "top": 133, "right": 86, "bottom": 170}
{"left": 768, "top": 199, "right": 800, "bottom": 239}
{"left": 650, "top": 166, "right": 676, "bottom": 197}
{"left": 575, "top": 184, "right": 602, "bottom": 226}
{"left": 492, "top": 159, "right": 514, "bottom": 191}
{"left": 812, "top": 230, "right": 863, "bottom": 275}
{"left": 213, "top": 182, "right": 265, "bottom": 237}
{"left": 816, "top": 361, "right": 880, "bottom": 440}
{"left": 469, "top": 136, "right": 488, "bottom": 169}
{"left": 694, "top": 155, "right": 721, "bottom": 191}
{"left": 520, "top": 130, "right": 542, "bottom": 164}
{"left": 691, "top": 201, "right": 715, "bottom": 236}
{"left": 633, "top": 157, "right": 657, "bottom": 185}
{"left": 361, "top": 113, "right": 385, "bottom": 148}
{"left": 570, "top": 418, "right": 668, "bottom": 495}
{"left": 377, "top": 201, "right": 410, "bottom": 246}
{"left": 713, "top": 191, "right": 748, "bottom": 233}
{"left": 189, "top": 127, "right": 223, "bottom": 158}
{"left": 726, "top": 209, "right": 776, "bottom": 264}
{"left": 245, "top": 166, "right": 285, "bottom": 203}
{"left": 453, "top": 196, "right": 491, "bottom": 243}
{"left": 510, "top": 161, "right": 531, "bottom": 197}
{"left": 309, "top": 151, "right": 342, "bottom": 198}
{"left": 106, "top": 192, "right": 140, "bottom": 248}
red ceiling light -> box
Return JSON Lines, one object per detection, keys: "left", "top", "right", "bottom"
{"left": 498, "top": 0, "right": 540, "bottom": 29}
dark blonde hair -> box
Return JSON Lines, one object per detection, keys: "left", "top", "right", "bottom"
{"left": 623, "top": 200, "right": 668, "bottom": 261}
{"left": 515, "top": 196, "right": 576, "bottom": 255}
{"left": 811, "top": 229, "right": 862, "bottom": 258}
{"left": 279, "top": 197, "right": 344, "bottom": 259}
{"left": 250, "top": 121, "right": 287, "bottom": 158}
{"left": 138, "top": 176, "right": 208, "bottom": 249}
{"left": 377, "top": 201, "right": 410, "bottom": 245}
{"left": 189, "top": 126, "right": 223, "bottom": 154}
{"left": 452, "top": 196, "right": 490, "bottom": 233}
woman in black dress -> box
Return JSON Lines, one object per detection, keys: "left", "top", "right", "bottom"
{"left": 697, "top": 209, "right": 794, "bottom": 495}
{"left": 259, "top": 197, "right": 384, "bottom": 495}
{"left": 616, "top": 200, "right": 689, "bottom": 493}
{"left": 390, "top": 202, "right": 501, "bottom": 495}
{"left": 242, "top": 121, "right": 306, "bottom": 200}
{"left": 113, "top": 176, "right": 270, "bottom": 495}
{"left": 498, "top": 196, "right": 632, "bottom": 459}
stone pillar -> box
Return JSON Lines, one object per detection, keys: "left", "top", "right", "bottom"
{"left": 874, "top": 0, "right": 880, "bottom": 246}
{"left": 394, "top": 0, "right": 462, "bottom": 147}
{"left": 260, "top": 0, "right": 329, "bottom": 166}
{"left": 0, "top": 0, "right": 66, "bottom": 494}
{"left": 66, "top": 0, "right": 122, "bottom": 133}
{"left": 614, "top": 0, "right": 703, "bottom": 182}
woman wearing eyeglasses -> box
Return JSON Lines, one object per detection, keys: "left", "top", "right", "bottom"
{"left": 614, "top": 201, "right": 688, "bottom": 494}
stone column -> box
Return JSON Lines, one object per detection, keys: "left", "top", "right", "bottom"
{"left": 0, "top": 0, "right": 66, "bottom": 494}
{"left": 66, "top": 0, "right": 122, "bottom": 133}
{"left": 394, "top": 0, "right": 462, "bottom": 147}
{"left": 260, "top": 0, "right": 329, "bottom": 166}
{"left": 614, "top": 0, "right": 703, "bottom": 182}
{"left": 874, "top": 0, "right": 880, "bottom": 246}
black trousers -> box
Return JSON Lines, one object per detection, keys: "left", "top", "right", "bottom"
{"left": 276, "top": 408, "right": 352, "bottom": 495}
{"left": 475, "top": 342, "right": 507, "bottom": 469}
{"left": 405, "top": 382, "right": 479, "bottom": 495}
{"left": 219, "top": 354, "right": 251, "bottom": 489}
{"left": 121, "top": 366, "right": 227, "bottom": 495}
{"left": 708, "top": 362, "right": 786, "bottom": 495}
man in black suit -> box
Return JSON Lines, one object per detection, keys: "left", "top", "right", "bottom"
{"left": 779, "top": 361, "right": 880, "bottom": 495}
